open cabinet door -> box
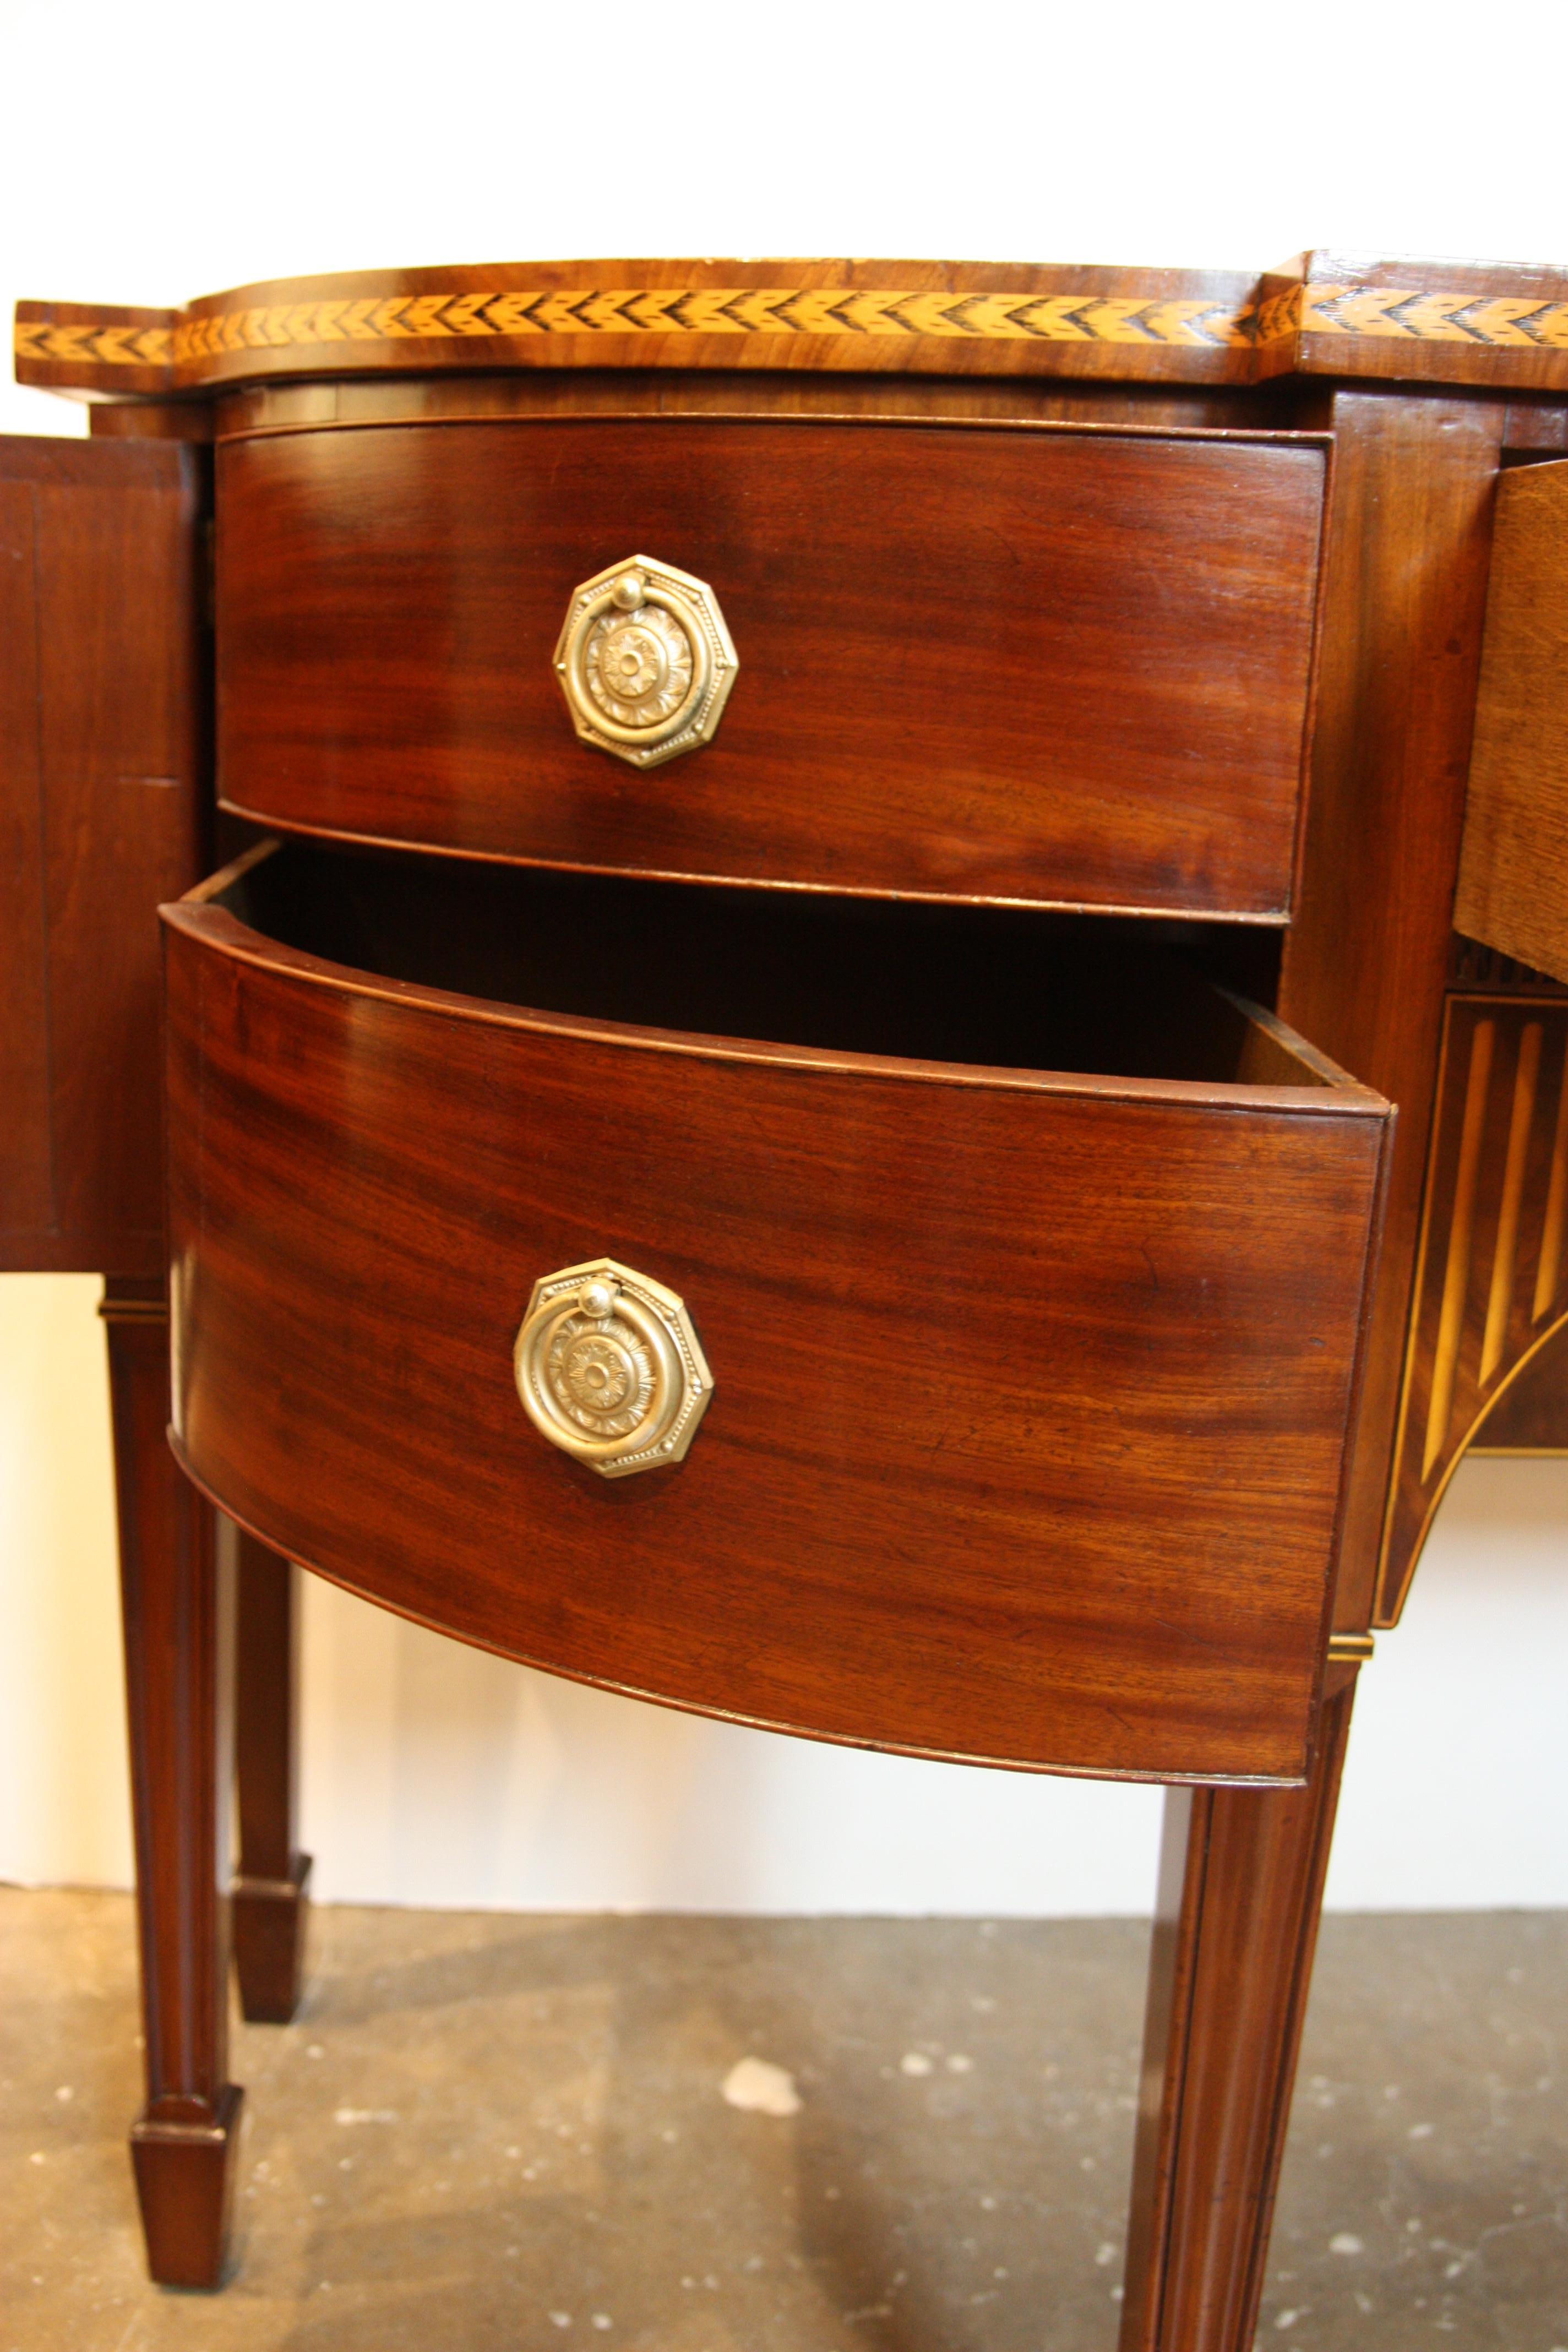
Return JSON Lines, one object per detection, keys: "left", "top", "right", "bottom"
{"left": 1, "top": 434, "right": 206, "bottom": 1276}
{"left": 1455, "top": 458, "right": 1568, "bottom": 987}
{"left": 3, "top": 430, "right": 262, "bottom": 2284}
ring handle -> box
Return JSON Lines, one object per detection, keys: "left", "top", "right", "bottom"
{"left": 513, "top": 1257, "right": 714, "bottom": 1478}
{"left": 553, "top": 556, "right": 738, "bottom": 769}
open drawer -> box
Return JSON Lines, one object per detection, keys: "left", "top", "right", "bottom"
{"left": 162, "top": 842, "right": 1391, "bottom": 1784}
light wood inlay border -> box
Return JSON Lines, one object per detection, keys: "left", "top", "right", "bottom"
{"left": 13, "top": 318, "right": 175, "bottom": 368}
{"left": 18, "top": 282, "right": 1568, "bottom": 371}
{"left": 18, "top": 258, "right": 1568, "bottom": 396}
{"left": 1287, "top": 284, "right": 1568, "bottom": 349}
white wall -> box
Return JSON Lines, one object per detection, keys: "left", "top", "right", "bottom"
{"left": 2, "top": 0, "right": 1566, "bottom": 1914}
{"left": 0, "top": 1280, "right": 128, "bottom": 1889}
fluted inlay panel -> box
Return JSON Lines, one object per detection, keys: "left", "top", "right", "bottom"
{"left": 1380, "top": 993, "right": 1568, "bottom": 1620}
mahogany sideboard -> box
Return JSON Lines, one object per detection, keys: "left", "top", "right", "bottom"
{"left": 7, "top": 248, "right": 1568, "bottom": 2346}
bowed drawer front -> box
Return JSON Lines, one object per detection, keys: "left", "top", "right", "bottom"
{"left": 215, "top": 420, "right": 1326, "bottom": 918}
{"left": 163, "top": 843, "right": 1389, "bottom": 1786}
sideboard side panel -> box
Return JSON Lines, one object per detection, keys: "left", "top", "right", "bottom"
{"left": 1277, "top": 390, "right": 1507, "bottom": 1629}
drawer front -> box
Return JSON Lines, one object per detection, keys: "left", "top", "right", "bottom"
{"left": 164, "top": 880, "right": 1386, "bottom": 1783}
{"left": 217, "top": 420, "right": 1324, "bottom": 918}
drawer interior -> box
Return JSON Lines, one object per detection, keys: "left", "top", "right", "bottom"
{"left": 222, "top": 841, "right": 1336, "bottom": 1092}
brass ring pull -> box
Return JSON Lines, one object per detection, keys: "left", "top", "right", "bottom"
{"left": 553, "top": 556, "right": 738, "bottom": 768}
{"left": 513, "top": 1257, "right": 714, "bottom": 1478}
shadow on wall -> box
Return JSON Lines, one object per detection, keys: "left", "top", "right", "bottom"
{"left": 298, "top": 1450, "right": 1568, "bottom": 1918}
{"left": 299, "top": 1575, "right": 1166, "bottom": 1914}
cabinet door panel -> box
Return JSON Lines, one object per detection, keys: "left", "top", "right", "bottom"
{"left": 1455, "top": 459, "right": 1568, "bottom": 985}
{"left": 0, "top": 437, "right": 206, "bottom": 1275}
{"left": 0, "top": 478, "right": 53, "bottom": 1234}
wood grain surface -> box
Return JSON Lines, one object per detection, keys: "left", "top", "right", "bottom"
{"left": 1273, "top": 391, "right": 1509, "bottom": 1629}
{"left": 215, "top": 419, "right": 1325, "bottom": 919}
{"left": 103, "top": 1282, "right": 241, "bottom": 2290}
{"left": 164, "top": 845, "right": 1390, "bottom": 1784}
{"left": 1454, "top": 459, "right": 1568, "bottom": 985}
{"left": 0, "top": 436, "right": 206, "bottom": 1275}
{"left": 209, "top": 370, "right": 1291, "bottom": 444}
{"left": 1120, "top": 1666, "right": 1359, "bottom": 2351}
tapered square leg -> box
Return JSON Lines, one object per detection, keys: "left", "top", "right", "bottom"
{"left": 129, "top": 2086, "right": 245, "bottom": 2290}
{"left": 104, "top": 1279, "right": 242, "bottom": 2290}
{"left": 232, "top": 1531, "right": 312, "bottom": 2023}
{"left": 1120, "top": 1661, "right": 1360, "bottom": 2352}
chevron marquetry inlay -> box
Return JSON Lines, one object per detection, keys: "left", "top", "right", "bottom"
{"left": 17, "top": 287, "right": 1260, "bottom": 362}
{"left": 1298, "top": 285, "right": 1568, "bottom": 347}
{"left": 18, "top": 281, "right": 1568, "bottom": 377}
{"left": 13, "top": 318, "right": 175, "bottom": 367}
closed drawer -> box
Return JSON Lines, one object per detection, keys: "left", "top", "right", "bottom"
{"left": 164, "top": 846, "right": 1387, "bottom": 1782}
{"left": 216, "top": 419, "right": 1325, "bottom": 919}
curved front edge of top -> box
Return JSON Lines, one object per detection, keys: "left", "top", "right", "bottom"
{"left": 20, "top": 250, "right": 1568, "bottom": 399}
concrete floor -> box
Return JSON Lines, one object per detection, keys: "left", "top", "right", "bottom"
{"left": 1, "top": 1894, "right": 1563, "bottom": 2351}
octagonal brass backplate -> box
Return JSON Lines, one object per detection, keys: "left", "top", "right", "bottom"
{"left": 553, "top": 556, "right": 738, "bottom": 769}
{"left": 513, "top": 1257, "right": 714, "bottom": 1479}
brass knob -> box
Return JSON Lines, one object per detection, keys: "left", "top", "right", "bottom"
{"left": 513, "top": 1257, "right": 714, "bottom": 1478}
{"left": 553, "top": 556, "right": 738, "bottom": 767}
